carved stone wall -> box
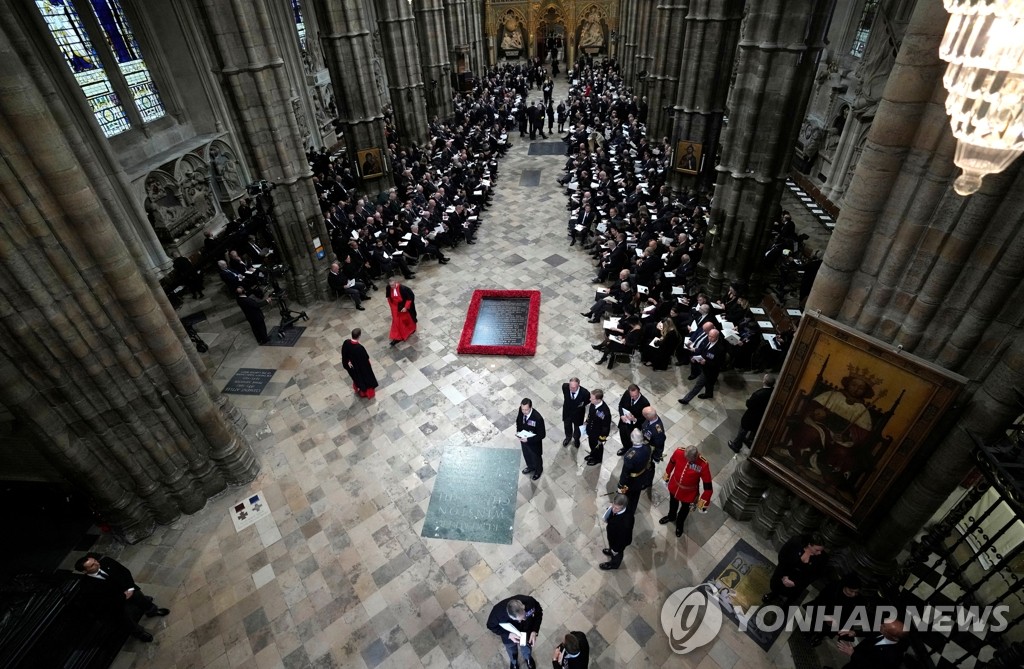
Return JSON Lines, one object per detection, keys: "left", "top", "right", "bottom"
{"left": 483, "top": 0, "right": 619, "bottom": 65}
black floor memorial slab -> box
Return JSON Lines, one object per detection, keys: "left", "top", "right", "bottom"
{"left": 223, "top": 368, "right": 276, "bottom": 395}
{"left": 518, "top": 168, "right": 542, "bottom": 187}
{"left": 421, "top": 445, "right": 520, "bottom": 544}
{"left": 527, "top": 141, "right": 568, "bottom": 156}
{"left": 265, "top": 325, "right": 305, "bottom": 347}
{"left": 470, "top": 297, "right": 531, "bottom": 347}
{"left": 703, "top": 538, "right": 781, "bottom": 651}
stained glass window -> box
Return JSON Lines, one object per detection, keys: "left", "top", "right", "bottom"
{"left": 291, "top": 0, "right": 306, "bottom": 49}
{"left": 88, "top": 0, "right": 165, "bottom": 123}
{"left": 850, "top": 0, "right": 880, "bottom": 58}
{"left": 34, "top": 0, "right": 130, "bottom": 137}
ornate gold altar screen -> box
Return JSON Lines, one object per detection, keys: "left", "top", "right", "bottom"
{"left": 485, "top": 1, "right": 620, "bottom": 65}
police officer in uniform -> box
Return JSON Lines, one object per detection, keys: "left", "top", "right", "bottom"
{"left": 661, "top": 445, "right": 713, "bottom": 537}
{"left": 617, "top": 429, "right": 654, "bottom": 514}
{"left": 640, "top": 406, "right": 667, "bottom": 462}
{"left": 561, "top": 377, "right": 591, "bottom": 447}
{"left": 615, "top": 384, "right": 650, "bottom": 456}
{"left": 583, "top": 390, "right": 611, "bottom": 466}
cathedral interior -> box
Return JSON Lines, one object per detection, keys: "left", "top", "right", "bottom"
{"left": 0, "top": 0, "right": 1022, "bottom": 668}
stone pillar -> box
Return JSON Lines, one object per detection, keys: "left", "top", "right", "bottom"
{"left": 0, "top": 8, "right": 258, "bottom": 543}
{"left": 632, "top": 0, "right": 657, "bottom": 91}
{"left": 702, "top": 0, "right": 835, "bottom": 294}
{"left": 376, "top": 0, "right": 429, "bottom": 146}
{"left": 467, "top": 0, "right": 487, "bottom": 74}
{"left": 415, "top": 0, "right": 454, "bottom": 121}
{"left": 802, "top": 0, "right": 1024, "bottom": 576}
{"left": 722, "top": 458, "right": 772, "bottom": 520}
{"left": 195, "top": 0, "right": 330, "bottom": 303}
{"left": 646, "top": 0, "right": 689, "bottom": 137}
{"left": 620, "top": 0, "right": 640, "bottom": 82}
{"left": 444, "top": 0, "right": 471, "bottom": 75}
{"left": 670, "top": 0, "right": 744, "bottom": 190}
{"left": 312, "top": 0, "right": 393, "bottom": 188}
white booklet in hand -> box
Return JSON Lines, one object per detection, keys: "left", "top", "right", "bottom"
{"left": 499, "top": 623, "right": 526, "bottom": 645}
{"left": 516, "top": 430, "right": 536, "bottom": 439}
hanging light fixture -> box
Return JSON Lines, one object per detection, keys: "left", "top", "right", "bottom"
{"left": 939, "top": 0, "right": 1024, "bottom": 195}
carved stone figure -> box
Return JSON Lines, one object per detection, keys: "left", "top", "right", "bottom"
{"left": 579, "top": 9, "right": 604, "bottom": 49}
{"left": 501, "top": 16, "right": 523, "bottom": 50}
{"left": 210, "top": 143, "right": 243, "bottom": 195}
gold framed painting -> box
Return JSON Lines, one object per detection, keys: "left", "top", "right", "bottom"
{"left": 357, "top": 147, "right": 384, "bottom": 179}
{"left": 749, "top": 313, "right": 967, "bottom": 530}
{"left": 674, "top": 140, "right": 702, "bottom": 174}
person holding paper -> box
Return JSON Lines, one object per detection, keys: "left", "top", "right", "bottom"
{"left": 615, "top": 385, "right": 649, "bottom": 456}
{"left": 617, "top": 429, "right": 654, "bottom": 514}
{"left": 552, "top": 631, "right": 590, "bottom": 668}
{"left": 600, "top": 494, "right": 634, "bottom": 570}
{"left": 516, "top": 398, "right": 547, "bottom": 480}
{"left": 678, "top": 329, "right": 723, "bottom": 404}
{"left": 487, "top": 595, "right": 544, "bottom": 669}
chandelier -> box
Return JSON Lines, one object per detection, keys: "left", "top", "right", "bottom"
{"left": 939, "top": 0, "right": 1024, "bottom": 195}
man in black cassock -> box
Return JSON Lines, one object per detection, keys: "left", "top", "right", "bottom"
{"left": 341, "top": 328, "right": 379, "bottom": 399}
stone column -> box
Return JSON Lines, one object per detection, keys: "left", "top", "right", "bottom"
{"left": 376, "top": 0, "right": 429, "bottom": 146}
{"left": 467, "top": 0, "right": 487, "bottom": 74}
{"left": 670, "top": 0, "right": 745, "bottom": 190}
{"left": 633, "top": 0, "right": 658, "bottom": 93}
{"left": 443, "top": 0, "right": 471, "bottom": 75}
{"left": 702, "top": 0, "right": 835, "bottom": 294}
{"left": 802, "top": 0, "right": 1024, "bottom": 575}
{"left": 646, "top": 0, "right": 689, "bottom": 137}
{"left": 195, "top": 0, "right": 329, "bottom": 302}
{"left": 312, "top": 0, "right": 393, "bottom": 188}
{"left": 0, "top": 8, "right": 258, "bottom": 543}
{"left": 415, "top": 1, "right": 454, "bottom": 120}
{"left": 620, "top": 0, "right": 640, "bottom": 82}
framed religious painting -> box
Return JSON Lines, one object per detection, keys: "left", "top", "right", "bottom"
{"left": 749, "top": 313, "right": 967, "bottom": 530}
{"left": 357, "top": 147, "right": 384, "bottom": 179}
{"left": 674, "top": 140, "right": 702, "bottom": 174}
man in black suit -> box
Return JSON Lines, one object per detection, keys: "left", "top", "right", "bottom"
{"left": 487, "top": 594, "right": 544, "bottom": 669}
{"left": 583, "top": 389, "right": 611, "bottom": 466}
{"left": 600, "top": 493, "right": 635, "bottom": 570}
{"left": 617, "top": 429, "right": 654, "bottom": 514}
{"left": 552, "top": 631, "right": 590, "bottom": 668}
{"left": 729, "top": 374, "right": 776, "bottom": 452}
{"left": 615, "top": 384, "right": 649, "bottom": 456}
{"left": 236, "top": 287, "right": 271, "bottom": 344}
{"left": 516, "top": 398, "right": 546, "bottom": 480}
{"left": 561, "top": 377, "right": 590, "bottom": 447}
{"left": 836, "top": 618, "right": 909, "bottom": 669}
{"left": 75, "top": 553, "right": 169, "bottom": 642}
{"left": 570, "top": 203, "right": 595, "bottom": 246}
{"left": 678, "top": 329, "right": 723, "bottom": 403}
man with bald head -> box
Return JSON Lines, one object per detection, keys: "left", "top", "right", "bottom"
{"left": 678, "top": 329, "right": 723, "bottom": 404}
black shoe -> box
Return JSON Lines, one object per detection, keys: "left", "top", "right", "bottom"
{"left": 439, "top": 258, "right": 450, "bottom": 264}
{"left": 582, "top": 312, "right": 592, "bottom": 318}
{"left": 527, "top": 658, "right": 536, "bottom": 669}
{"left": 390, "top": 339, "right": 399, "bottom": 347}
{"left": 522, "top": 468, "right": 534, "bottom": 475}
{"left": 602, "top": 548, "right": 614, "bottom": 556}
{"left": 728, "top": 441, "right": 742, "bottom": 454}
{"left": 573, "top": 440, "right": 580, "bottom": 448}
{"left": 678, "top": 398, "right": 689, "bottom": 405}
{"left": 596, "top": 354, "right": 608, "bottom": 364}
{"left": 586, "top": 458, "right": 601, "bottom": 466}
{"left": 467, "top": 241, "right": 476, "bottom": 245}
{"left": 356, "top": 305, "right": 366, "bottom": 311}
{"left": 687, "top": 374, "right": 699, "bottom": 381}
{"left": 404, "top": 274, "right": 416, "bottom": 279}
{"left": 135, "top": 631, "right": 154, "bottom": 642}
{"left": 615, "top": 448, "right": 628, "bottom": 456}
{"left": 371, "top": 284, "right": 379, "bottom": 291}
{"left": 531, "top": 472, "right": 541, "bottom": 480}
{"left": 659, "top": 516, "right": 673, "bottom": 525}
{"left": 599, "top": 562, "right": 617, "bottom": 570}
{"left": 145, "top": 608, "right": 170, "bottom": 617}
{"left": 698, "top": 393, "right": 714, "bottom": 399}
{"left": 570, "top": 240, "right": 576, "bottom": 246}
{"left": 675, "top": 528, "right": 684, "bottom": 537}
{"left": 510, "top": 663, "right": 519, "bottom": 669}
{"left": 591, "top": 343, "right": 602, "bottom": 349}
{"left": 562, "top": 438, "right": 571, "bottom": 446}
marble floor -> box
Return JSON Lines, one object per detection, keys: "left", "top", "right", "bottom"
{"left": 74, "top": 84, "right": 807, "bottom": 669}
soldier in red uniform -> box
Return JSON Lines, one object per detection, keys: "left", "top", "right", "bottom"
{"left": 660, "top": 446, "right": 713, "bottom": 537}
